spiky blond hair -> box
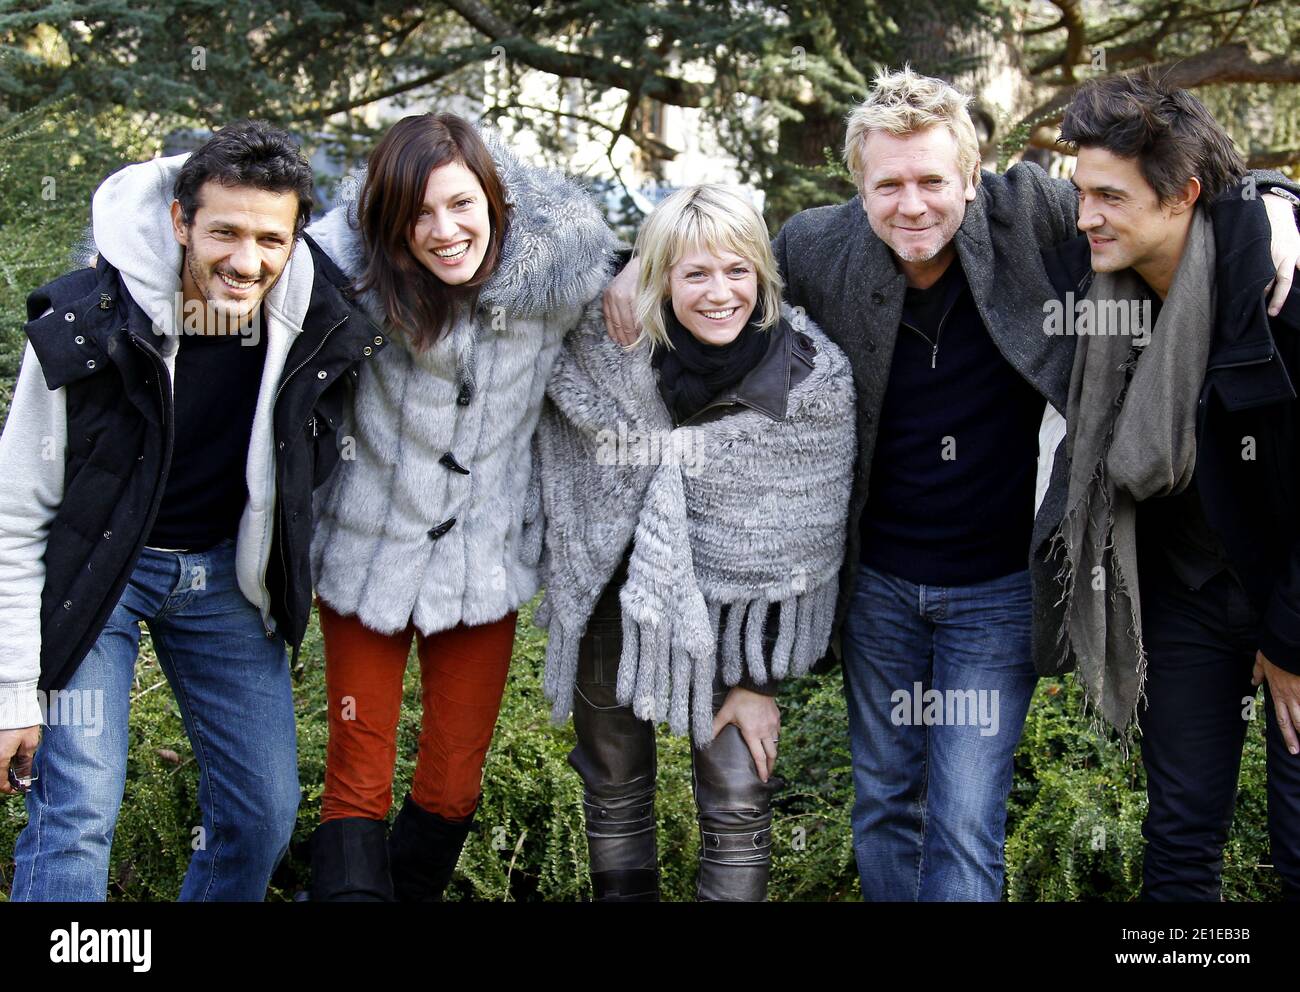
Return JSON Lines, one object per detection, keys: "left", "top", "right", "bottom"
{"left": 843, "top": 65, "right": 981, "bottom": 190}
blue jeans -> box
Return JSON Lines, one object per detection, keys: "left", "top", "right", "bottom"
{"left": 840, "top": 563, "right": 1037, "bottom": 901}
{"left": 10, "top": 540, "right": 299, "bottom": 901}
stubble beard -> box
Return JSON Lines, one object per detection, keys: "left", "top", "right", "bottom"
{"left": 187, "top": 252, "right": 260, "bottom": 332}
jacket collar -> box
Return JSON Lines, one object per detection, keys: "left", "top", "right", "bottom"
{"left": 844, "top": 195, "right": 909, "bottom": 302}
{"left": 952, "top": 186, "right": 994, "bottom": 310}
{"left": 25, "top": 257, "right": 136, "bottom": 391}
{"left": 676, "top": 315, "right": 809, "bottom": 426}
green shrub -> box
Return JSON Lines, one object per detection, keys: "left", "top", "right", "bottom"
{"left": 1, "top": 601, "right": 1281, "bottom": 902}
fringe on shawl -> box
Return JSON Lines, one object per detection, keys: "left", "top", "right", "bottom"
{"left": 610, "top": 578, "right": 839, "bottom": 744}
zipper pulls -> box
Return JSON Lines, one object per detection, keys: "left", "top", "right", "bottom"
{"left": 899, "top": 320, "right": 941, "bottom": 369}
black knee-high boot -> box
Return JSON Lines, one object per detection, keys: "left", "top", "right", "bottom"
{"left": 309, "top": 818, "right": 395, "bottom": 902}
{"left": 387, "top": 793, "right": 474, "bottom": 901}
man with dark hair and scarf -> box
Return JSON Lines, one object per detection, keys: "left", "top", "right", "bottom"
{"left": 1043, "top": 68, "right": 1300, "bottom": 901}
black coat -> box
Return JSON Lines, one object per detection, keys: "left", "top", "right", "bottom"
{"left": 22, "top": 235, "right": 386, "bottom": 692}
{"left": 1039, "top": 196, "right": 1300, "bottom": 674}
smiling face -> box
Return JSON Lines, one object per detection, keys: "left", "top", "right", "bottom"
{"left": 171, "top": 180, "right": 299, "bottom": 331}
{"left": 409, "top": 159, "right": 492, "bottom": 285}
{"left": 859, "top": 125, "right": 977, "bottom": 286}
{"left": 1072, "top": 145, "right": 1200, "bottom": 297}
{"left": 667, "top": 247, "right": 758, "bottom": 346}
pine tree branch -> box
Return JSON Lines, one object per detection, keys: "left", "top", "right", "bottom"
{"left": 291, "top": 44, "right": 498, "bottom": 120}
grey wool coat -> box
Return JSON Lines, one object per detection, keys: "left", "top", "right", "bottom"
{"left": 306, "top": 129, "right": 622, "bottom": 636}
{"left": 771, "top": 162, "right": 1080, "bottom": 669}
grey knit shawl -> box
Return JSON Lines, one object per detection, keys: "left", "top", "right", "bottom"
{"left": 534, "top": 304, "right": 857, "bottom": 741}
{"left": 1051, "top": 208, "right": 1216, "bottom": 736}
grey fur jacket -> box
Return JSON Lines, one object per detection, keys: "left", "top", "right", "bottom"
{"left": 306, "top": 129, "right": 621, "bottom": 636}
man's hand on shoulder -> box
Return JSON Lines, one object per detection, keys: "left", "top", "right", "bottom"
{"left": 602, "top": 256, "right": 641, "bottom": 346}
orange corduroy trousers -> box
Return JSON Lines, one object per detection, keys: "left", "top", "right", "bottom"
{"left": 317, "top": 601, "right": 517, "bottom": 823}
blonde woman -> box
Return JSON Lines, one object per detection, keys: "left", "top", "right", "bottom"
{"left": 533, "top": 184, "right": 856, "bottom": 900}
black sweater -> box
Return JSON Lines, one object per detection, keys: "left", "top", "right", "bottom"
{"left": 859, "top": 258, "right": 1046, "bottom": 586}
{"left": 146, "top": 327, "right": 267, "bottom": 551}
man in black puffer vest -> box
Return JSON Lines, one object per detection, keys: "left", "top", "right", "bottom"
{"left": 0, "top": 121, "right": 385, "bottom": 901}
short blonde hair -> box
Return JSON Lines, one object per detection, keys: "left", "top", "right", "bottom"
{"left": 843, "top": 65, "right": 981, "bottom": 191}
{"left": 633, "top": 184, "right": 783, "bottom": 350}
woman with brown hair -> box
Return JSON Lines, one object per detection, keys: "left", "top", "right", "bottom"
{"left": 304, "top": 112, "right": 618, "bottom": 900}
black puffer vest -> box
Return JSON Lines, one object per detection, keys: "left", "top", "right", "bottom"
{"left": 23, "top": 235, "right": 386, "bottom": 691}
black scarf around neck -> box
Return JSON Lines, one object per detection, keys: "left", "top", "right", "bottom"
{"left": 653, "top": 301, "right": 769, "bottom": 422}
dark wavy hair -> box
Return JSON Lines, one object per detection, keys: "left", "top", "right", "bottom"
{"left": 173, "top": 120, "right": 315, "bottom": 234}
{"left": 356, "top": 113, "right": 511, "bottom": 350}
{"left": 1059, "top": 69, "right": 1247, "bottom": 205}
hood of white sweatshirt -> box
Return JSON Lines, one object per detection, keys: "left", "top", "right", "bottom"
{"left": 91, "top": 154, "right": 189, "bottom": 346}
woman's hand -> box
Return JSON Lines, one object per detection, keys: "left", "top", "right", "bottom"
{"left": 712, "top": 686, "right": 780, "bottom": 782}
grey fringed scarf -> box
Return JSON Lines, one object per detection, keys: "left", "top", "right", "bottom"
{"left": 534, "top": 302, "right": 856, "bottom": 742}
{"left": 1052, "top": 208, "right": 1216, "bottom": 735}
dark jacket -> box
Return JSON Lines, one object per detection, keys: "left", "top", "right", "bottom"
{"left": 1038, "top": 196, "right": 1300, "bottom": 674}
{"left": 21, "top": 234, "right": 386, "bottom": 693}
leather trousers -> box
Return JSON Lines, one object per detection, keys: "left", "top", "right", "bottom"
{"left": 568, "top": 592, "right": 776, "bottom": 902}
